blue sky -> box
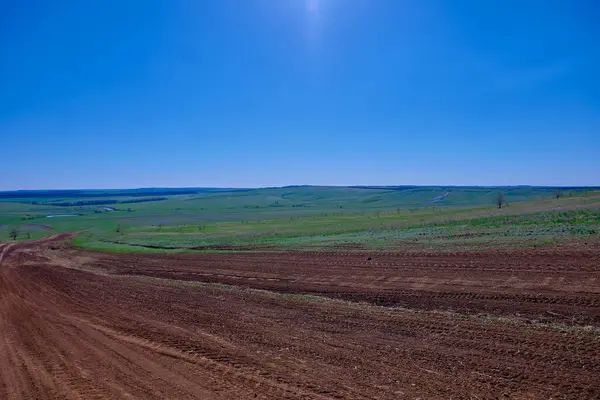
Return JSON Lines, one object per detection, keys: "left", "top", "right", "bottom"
{"left": 1, "top": 0, "right": 599, "bottom": 190}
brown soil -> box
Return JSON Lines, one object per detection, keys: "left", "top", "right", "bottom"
{"left": 90, "top": 246, "right": 600, "bottom": 326}
{"left": 1, "top": 236, "right": 599, "bottom": 399}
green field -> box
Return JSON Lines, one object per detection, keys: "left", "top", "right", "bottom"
{"left": 1, "top": 186, "right": 599, "bottom": 252}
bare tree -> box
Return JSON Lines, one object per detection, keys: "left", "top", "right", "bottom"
{"left": 554, "top": 189, "right": 563, "bottom": 199}
{"left": 496, "top": 192, "right": 504, "bottom": 209}
{"left": 9, "top": 227, "right": 19, "bottom": 240}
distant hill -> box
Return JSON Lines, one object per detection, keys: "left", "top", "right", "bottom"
{"left": 0, "top": 188, "right": 251, "bottom": 199}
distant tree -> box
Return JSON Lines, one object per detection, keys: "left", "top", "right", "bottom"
{"left": 554, "top": 189, "right": 564, "bottom": 199}
{"left": 496, "top": 192, "right": 504, "bottom": 209}
{"left": 27, "top": 232, "right": 31, "bottom": 239}
{"left": 9, "top": 227, "right": 19, "bottom": 240}
{"left": 116, "top": 224, "right": 121, "bottom": 233}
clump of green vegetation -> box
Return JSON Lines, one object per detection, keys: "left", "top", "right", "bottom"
{"left": 9, "top": 227, "right": 19, "bottom": 240}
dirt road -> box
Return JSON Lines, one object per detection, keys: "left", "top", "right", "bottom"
{"left": 1, "top": 236, "right": 599, "bottom": 399}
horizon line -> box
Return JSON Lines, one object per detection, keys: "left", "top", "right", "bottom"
{"left": 2, "top": 184, "right": 600, "bottom": 193}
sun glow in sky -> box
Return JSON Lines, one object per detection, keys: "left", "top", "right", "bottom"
{"left": 306, "top": 0, "right": 320, "bottom": 16}
{"left": 303, "top": 0, "right": 326, "bottom": 47}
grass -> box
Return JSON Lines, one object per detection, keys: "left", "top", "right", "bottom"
{"left": 1, "top": 186, "right": 599, "bottom": 251}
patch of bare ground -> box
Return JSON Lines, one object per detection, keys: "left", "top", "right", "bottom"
{"left": 0, "top": 236, "right": 599, "bottom": 399}
{"left": 86, "top": 243, "right": 600, "bottom": 326}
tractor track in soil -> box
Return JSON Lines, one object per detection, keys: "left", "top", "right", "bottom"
{"left": 0, "top": 235, "right": 599, "bottom": 399}
{"left": 88, "top": 246, "right": 600, "bottom": 326}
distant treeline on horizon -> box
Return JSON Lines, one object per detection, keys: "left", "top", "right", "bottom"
{"left": 0, "top": 185, "right": 598, "bottom": 200}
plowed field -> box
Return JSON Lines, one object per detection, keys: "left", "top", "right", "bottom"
{"left": 1, "top": 236, "right": 599, "bottom": 399}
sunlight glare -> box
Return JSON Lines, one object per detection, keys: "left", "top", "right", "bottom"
{"left": 306, "top": 0, "right": 320, "bottom": 17}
